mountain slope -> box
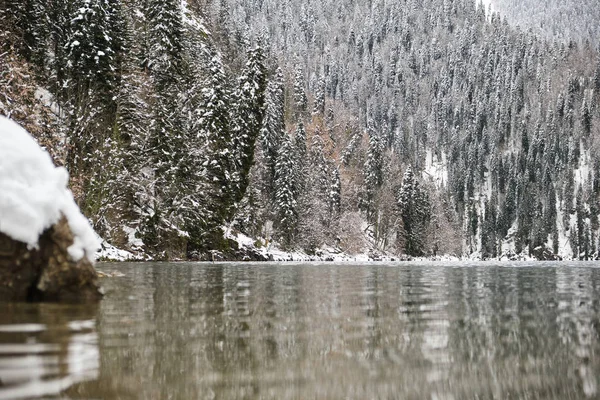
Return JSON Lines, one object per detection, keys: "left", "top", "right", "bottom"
{"left": 488, "top": 0, "right": 600, "bottom": 46}
{"left": 1, "top": 0, "right": 600, "bottom": 260}
{"left": 213, "top": 0, "right": 600, "bottom": 259}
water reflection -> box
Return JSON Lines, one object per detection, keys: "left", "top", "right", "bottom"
{"left": 4, "top": 262, "right": 600, "bottom": 399}
{"left": 556, "top": 267, "right": 598, "bottom": 397}
{"left": 0, "top": 303, "right": 99, "bottom": 400}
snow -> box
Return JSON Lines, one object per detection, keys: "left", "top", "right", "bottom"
{"left": 423, "top": 149, "right": 448, "bottom": 188}
{"left": 95, "top": 226, "right": 149, "bottom": 261}
{"left": 181, "top": 0, "right": 210, "bottom": 35}
{"left": 555, "top": 197, "right": 573, "bottom": 260}
{"left": 96, "top": 239, "right": 139, "bottom": 262}
{"left": 123, "top": 226, "right": 144, "bottom": 249}
{"left": 34, "top": 87, "right": 64, "bottom": 119}
{"left": 574, "top": 142, "right": 591, "bottom": 190}
{"left": 222, "top": 227, "right": 458, "bottom": 262}
{"left": 477, "top": 0, "right": 494, "bottom": 12}
{"left": 0, "top": 116, "right": 99, "bottom": 261}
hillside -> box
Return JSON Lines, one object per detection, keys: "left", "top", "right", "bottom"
{"left": 1, "top": 0, "right": 600, "bottom": 260}
{"left": 209, "top": 0, "right": 600, "bottom": 259}
{"left": 488, "top": 0, "right": 600, "bottom": 46}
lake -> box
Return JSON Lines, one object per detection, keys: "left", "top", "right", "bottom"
{"left": 1, "top": 261, "right": 600, "bottom": 399}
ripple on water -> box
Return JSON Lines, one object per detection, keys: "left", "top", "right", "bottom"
{"left": 3, "top": 262, "right": 600, "bottom": 399}
{"left": 0, "top": 303, "right": 99, "bottom": 400}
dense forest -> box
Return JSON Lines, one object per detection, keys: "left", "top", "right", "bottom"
{"left": 489, "top": 0, "right": 600, "bottom": 46}
{"left": 1, "top": 0, "right": 599, "bottom": 260}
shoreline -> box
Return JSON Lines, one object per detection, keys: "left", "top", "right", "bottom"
{"left": 96, "top": 227, "right": 571, "bottom": 263}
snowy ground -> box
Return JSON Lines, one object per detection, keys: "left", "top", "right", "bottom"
{"left": 95, "top": 228, "right": 491, "bottom": 263}
{"left": 96, "top": 239, "right": 147, "bottom": 262}
{"left": 95, "top": 234, "right": 576, "bottom": 263}
{"left": 94, "top": 218, "right": 581, "bottom": 263}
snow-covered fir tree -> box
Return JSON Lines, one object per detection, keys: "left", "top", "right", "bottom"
{"left": 397, "top": 167, "right": 431, "bottom": 257}
{"left": 274, "top": 135, "right": 298, "bottom": 247}
{"left": 293, "top": 64, "right": 308, "bottom": 117}
{"left": 230, "top": 45, "right": 267, "bottom": 209}
{"left": 260, "top": 66, "right": 285, "bottom": 198}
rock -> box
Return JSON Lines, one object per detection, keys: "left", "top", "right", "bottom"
{"left": 532, "top": 246, "right": 562, "bottom": 261}
{"left": 0, "top": 216, "right": 103, "bottom": 303}
{"left": 0, "top": 116, "right": 101, "bottom": 302}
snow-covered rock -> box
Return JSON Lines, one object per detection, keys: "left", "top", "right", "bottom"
{"left": 0, "top": 116, "right": 102, "bottom": 302}
{"left": 96, "top": 238, "right": 146, "bottom": 261}
{"left": 0, "top": 116, "right": 99, "bottom": 261}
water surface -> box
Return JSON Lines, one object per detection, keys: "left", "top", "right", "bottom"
{"left": 1, "top": 261, "right": 600, "bottom": 399}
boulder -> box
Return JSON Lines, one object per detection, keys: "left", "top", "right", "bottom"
{"left": 0, "top": 116, "right": 102, "bottom": 302}
{"left": 0, "top": 216, "right": 102, "bottom": 302}
{"left": 532, "top": 245, "right": 562, "bottom": 261}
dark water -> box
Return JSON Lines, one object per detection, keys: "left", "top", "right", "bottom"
{"left": 2, "top": 261, "right": 600, "bottom": 399}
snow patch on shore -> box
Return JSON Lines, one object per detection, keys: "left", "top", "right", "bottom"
{"left": 223, "top": 228, "right": 460, "bottom": 262}
{"left": 96, "top": 239, "right": 148, "bottom": 261}
{"left": 96, "top": 225, "right": 565, "bottom": 263}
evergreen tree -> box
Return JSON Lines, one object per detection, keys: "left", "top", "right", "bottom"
{"left": 364, "top": 127, "right": 383, "bottom": 220}
{"left": 397, "top": 166, "right": 431, "bottom": 256}
{"left": 329, "top": 166, "right": 342, "bottom": 216}
{"left": 482, "top": 198, "right": 498, "bottom": 259}
{"left": 64, "top": 0, "right": 125, "bottom": 174}
{"left": 145, "top": 0, "right": 185, "bottom": 175}
{"left": 312, "top": 74, "right": 326, "bottom": 115}
{"left": 594, "top": 58, "right": 600, "bottom": 92}
{"left": 231, "top": 45, "right": 268, "bottom": 209}
{"left": 576, "top": 187, "right": 586, "bottom": 259}
{"left": 139, "top": 0, "right": 190, "bottom": 255}
{"left": 147, "top": 0, "right": 184, "bottom": 79}
{"left": 188, "top": 54, "right": 233, "bottom": 249}
{"left": 303, "top": 126, "right": 331, "bottom": 206}
{"left": 293, "top": 64, "right": 308, "bottom": 116}
{"left": 275, "top": 135, "right": 298, "bottom": 247}
{"left": 67, "top": 0, "right": 119, "bottom": 90}
{"left": 293, "top": 121, "right": 308, "bottom": 192}
{"left": 201, "top": 55, "right": 233, "bottom": 214}
{"left": 260, "top": 67, "right": 285, "bottom": 195}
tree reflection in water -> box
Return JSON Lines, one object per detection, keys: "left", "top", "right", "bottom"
{"left": 0, "top": 303, "right": 99, "bottom": 400}
{"left": 3, "top": 262, "right": 600, "bottom": 399}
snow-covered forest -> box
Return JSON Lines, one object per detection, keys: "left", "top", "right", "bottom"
{"left": 1, "top": 0, "right": 599, "bottom": 260}
{"left": 489, "top": 0, "right": 600, "bottom": 46}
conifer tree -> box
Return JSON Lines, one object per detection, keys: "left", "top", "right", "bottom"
{"left": 293, "top": 121, "right": 308, "bottom": 192}
{"left": 67, "top": 0, "right": 119, "bottom": 90}
{"left": 293, "top": 64, "right": 308, "bottom": 116}
{"left": 313, "top": 75, "right": 326, "bottom": 115}
{"left": 329, "top": 166, "right": 342, "bottom": 216}
{"left": 64, "top": 0, "right": 124, "bottom": 174}
{"left": 309, "top": 127, "right": 331, "bottom": 200}
{"left": 397, "top": 167, "right": 431, "bottom": 256}
{"left": 260, "top": 67, "right": 285, "bottom": 195}
{"left": 231, "top": 45, "right": 267, "bottom": 209}
{"left": 139, "top": 0, "right": 188, "bottom": 255}
{"left": 186, "top": 54, "right": 233, "bottom": 249}
{"left": 147, "top": 0, "right": 184, "bottom": 79}
{"left": 275, "top": 135, "right": 298, "bottom": 247}
{"left": 364, "top": 127, "right": 383, "bottom": 220}
{"left": 482, "top": 198, "right": 498, "bottom": 259}
{"left": 594, "top": 58, "right": 600, "bottom": 92}
{"left": 201, "top": 55, "right": 233, "bottom": 215}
